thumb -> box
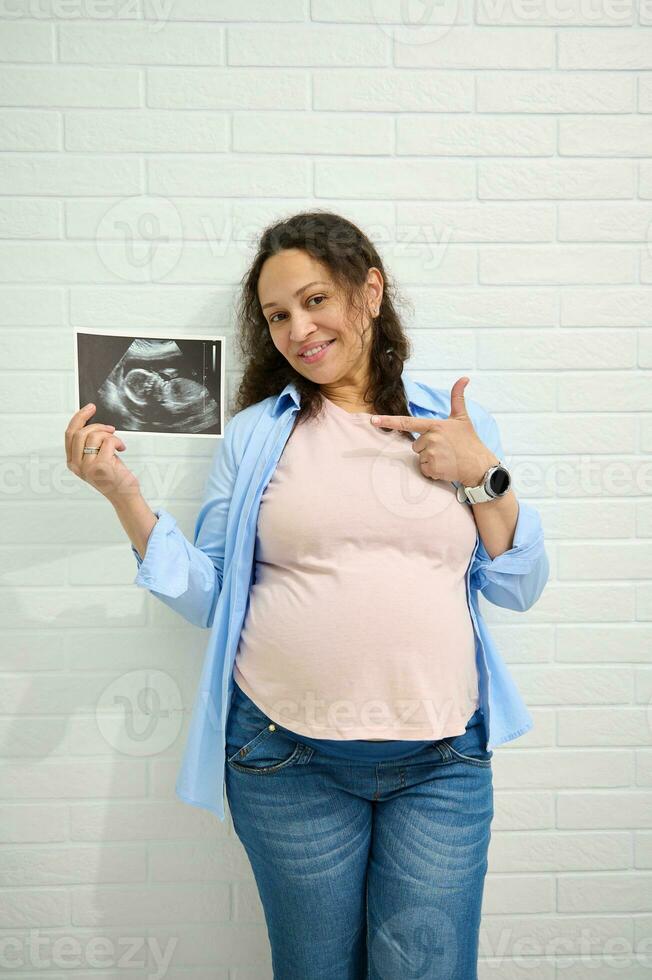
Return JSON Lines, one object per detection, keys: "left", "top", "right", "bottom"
{"left": 448, "top": 376, "right": 470, "bottom": 419}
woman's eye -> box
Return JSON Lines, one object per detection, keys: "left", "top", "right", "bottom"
{"left": 270, "top": 295, "right": 326, "bottom": 324}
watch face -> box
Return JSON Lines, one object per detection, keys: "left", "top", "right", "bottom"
{"left": 489, "top": 466, "right": 510, "bottom": 495}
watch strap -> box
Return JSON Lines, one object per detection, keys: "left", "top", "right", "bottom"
{"left": 456, "top": 461, "right": 509, "bottom": 505}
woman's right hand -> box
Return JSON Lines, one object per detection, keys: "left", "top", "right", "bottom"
{"left": 65, "top": 403, "right": 141, "bottom": 503}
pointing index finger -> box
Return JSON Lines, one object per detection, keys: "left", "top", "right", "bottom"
{"left": 370, "top": 415, "right": 436, "bottom": 432}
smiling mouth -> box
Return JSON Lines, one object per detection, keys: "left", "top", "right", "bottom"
{"left": 298, "top": 339, "right": 336, "bottom": 360}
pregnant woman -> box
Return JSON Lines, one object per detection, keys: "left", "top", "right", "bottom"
{"left": 65, "top": 211, "right": 549, "bottom": 980}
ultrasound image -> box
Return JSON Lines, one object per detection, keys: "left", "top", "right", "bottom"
{"left": 76, "top": 332, "right": 223, "bottom": 436}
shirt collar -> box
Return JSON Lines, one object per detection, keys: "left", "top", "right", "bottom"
{"left": 272, "top": 372, "right": 446, "bottom": 418}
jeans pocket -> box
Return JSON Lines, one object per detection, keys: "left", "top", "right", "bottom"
{"left": 438, "top": 710, "right": 493, "bottom": 768}
{"left": 226, "top": 687, "right": 309, "bottom": 775}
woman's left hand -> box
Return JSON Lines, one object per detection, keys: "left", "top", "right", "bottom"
{"left": 370, "top": 376, "right": 499, "bottom": 487}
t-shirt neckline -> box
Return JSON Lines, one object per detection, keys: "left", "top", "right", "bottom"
{"left": 322, "top": 395, "right": 376, "bottom": 422}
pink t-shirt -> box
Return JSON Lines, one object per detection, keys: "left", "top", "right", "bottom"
{"left": 233, "top": 393, "right": 480, "bottom": 741}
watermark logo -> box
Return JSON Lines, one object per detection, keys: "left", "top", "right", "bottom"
{"left": 96, "top": 669, "right": 183, "bottom": 757}
{"left": 370, "top": 0, "right": 464, "bottom": 46}
{"left": 368, "top": 906, "right": 459, "bottom": 978}
{"left": 368, "top": 437, "right": 462, "bottom": 522}
{"left": 95, "top": 195, "right": 183, "bottom": 283}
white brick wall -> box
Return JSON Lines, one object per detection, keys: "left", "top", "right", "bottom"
{"left": 1, "top": 2, "right": 650, "bottom": 977}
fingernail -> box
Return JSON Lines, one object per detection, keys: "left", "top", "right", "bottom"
{"left": 371, "top": 415, "right": 381, "bottom": 424}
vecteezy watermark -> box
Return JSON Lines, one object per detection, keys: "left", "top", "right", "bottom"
{"left": 370, "top": 0, "right": 465, "bottom": 47}
{"left": 235, "top": 692, "right": 479, "bottom": 738}
{"left": 0, "top": 930, "right": 178, "bottom": 979}
{"left": 0, "top": 454, "right": 186, "bottom": 498}
{"left": 368, "top": 906, "right": 460, "bottom": 979}
{"left": 0, "top": 0, "right": 176, "bottom": 29}
{"left": 481, "top": 925, "right": 652, "bottom": 970}
{"left": 368, "top": 435, "right": 462, "bottom": 522}
{"left": 368, "top": 450, "right": 652, "bottom": 524}
{"left": 8, "top": 449, "right": 652, "bottom": 505}
{"left": 394, "top": 219, "right": 458, "bottom": 273}
{"left": 91, "top": 194, "right": 461, "bottom": 285}
{"left": 367, "top": 916, "right": 652, "bottom": 976}
{"left": 96, "top": 669, "right": 183, "bottom": 757}
{"left": 476, "top": 0, "right": 635, "bottom": 22}
{"left": 95, "top": 195, "right": 184, "bottom": 284}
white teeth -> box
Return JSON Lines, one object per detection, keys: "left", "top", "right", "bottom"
{"left": 300, "top": 341, "right": 331, "bottom": 357}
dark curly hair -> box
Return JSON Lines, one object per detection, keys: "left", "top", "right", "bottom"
{"left": 232, "top": 210, "right": 416, "bottom": 440}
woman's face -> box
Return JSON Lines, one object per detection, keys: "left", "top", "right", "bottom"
{"left": 257, "top": 249, "right": 383, "bottom": 387}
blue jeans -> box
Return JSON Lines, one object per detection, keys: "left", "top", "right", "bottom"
{"left": 225, "top": 682, "right": 494, "bottom": 980}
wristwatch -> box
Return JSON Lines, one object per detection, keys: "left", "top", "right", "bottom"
{"left": 456, "top": 462, "right": 511, "bottom": 505}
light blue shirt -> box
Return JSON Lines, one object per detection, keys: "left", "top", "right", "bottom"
{"left": 131, "top": 373, "right": 549, "bottom": 821}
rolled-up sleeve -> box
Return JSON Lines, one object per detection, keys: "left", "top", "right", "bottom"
{"left": 469, "top": 411, "right": 550, "bottom": 612}
{"left": 130, "top": 416, "right": 238, "bottom": 629}
{"left": 132, "top": 508, "right": 189, "bottom": 594}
